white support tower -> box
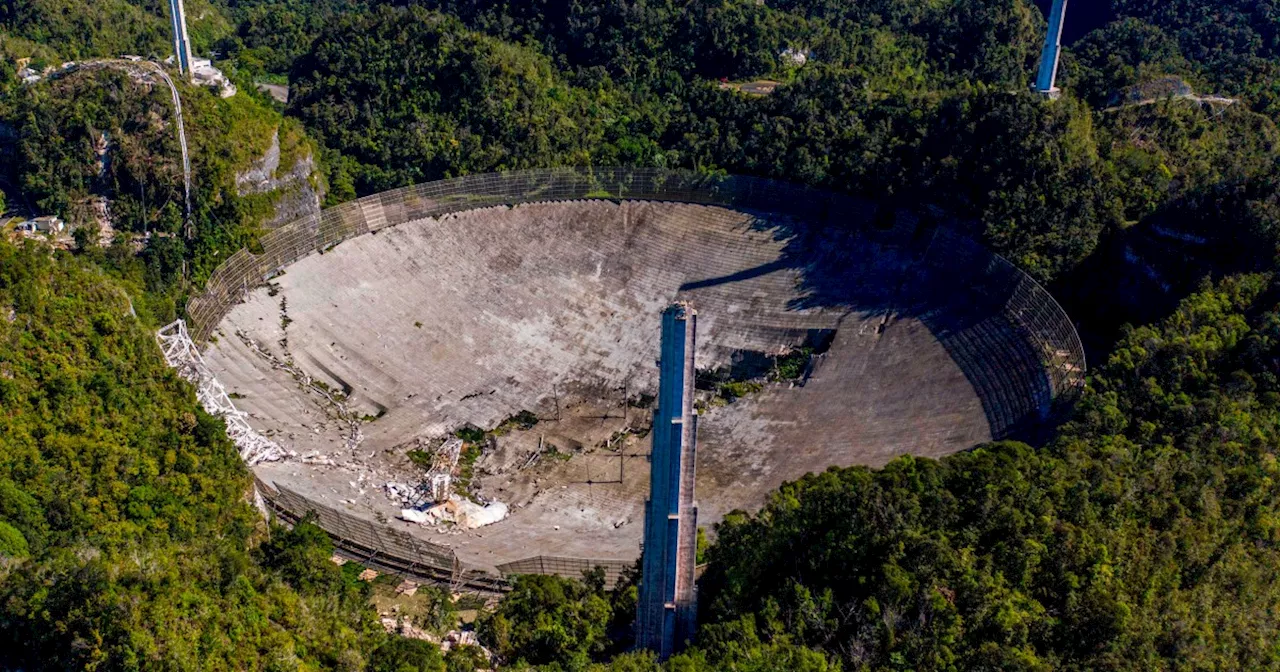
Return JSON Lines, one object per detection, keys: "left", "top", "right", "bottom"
{"left": 168, "top": 0, "right": 194, "bottom": 77}
{"left": 157, "top": 320, "right": 290, "bottom": 465}
{"left": 1035, "top": 0, "right": 1069, "bottom": 98}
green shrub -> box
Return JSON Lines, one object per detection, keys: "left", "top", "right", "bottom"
{"left": 0, "top": 521, "right": 28, "bottom": 558}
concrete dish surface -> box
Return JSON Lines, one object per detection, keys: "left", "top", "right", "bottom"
{"left": 205, "top": 199, "right": 1049, "bottom": 571}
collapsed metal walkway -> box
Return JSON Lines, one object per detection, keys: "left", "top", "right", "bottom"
{"left": 157, "top": 319, "right": 287, "bottom": 464}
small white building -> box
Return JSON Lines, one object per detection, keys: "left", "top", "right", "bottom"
{"left": 190, "top": 58, "right": 237, "bottom": 98}
{"left": 17, "top": 216, "right": 65, "bottom": 234}
{"left": 780, "top": 47, "right": 811, "bottom": 67}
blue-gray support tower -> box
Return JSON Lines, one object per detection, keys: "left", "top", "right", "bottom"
{"left": 168, "top": 0, "right": 194, "bottom": 77}
{"left": 635, "top": 303, "right": 699, "bottom": 659}
{"left": 1035, "top": 0, "right": 1069, "bottom": 97}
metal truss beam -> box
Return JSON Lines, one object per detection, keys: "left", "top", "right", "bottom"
{"left": 157, "top": 319, "right": 291, "bottom": 465}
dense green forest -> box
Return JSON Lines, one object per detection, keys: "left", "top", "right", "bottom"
{"left": 700, "top": 275, "right": 1280, "bottom": 670}
{"left": 476, "top": 275, "right": 1280, "bottom": 671}
{"left": 0, "top": 32, "right": 324, "bottom": 325}
{"left": 4, "top": 0, "right": 1280, "bottom": 669}
{"left": 0, "top": 242, "right": 380, "bottom": 668}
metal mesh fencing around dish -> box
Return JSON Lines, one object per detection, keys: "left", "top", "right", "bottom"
{"left": 496, "top": 556, "right": 634, "bottom": 589}
{"left": 186, "top": 168, "right": 871, "bottom": 341}
{"left": 254, "top": 478, "right": 509, "bottom": 591}
{"left": 188, "top": 168, "right": 1082, "bottom": 400}
{"left": 212, "top": 169, "right": 1088, "bottom": 586}
{"left": 255, "top": 478, "right": 634, "bottom": 592}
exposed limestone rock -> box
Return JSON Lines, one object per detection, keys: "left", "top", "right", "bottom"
{"left": 236, "top": 129, "right": 324, "bottom": 229}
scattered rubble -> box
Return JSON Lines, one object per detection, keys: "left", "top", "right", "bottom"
{"left": 156, "top": 320, "right": 290, "bottom": 464}
{"left": 376, "top": 617, "right": 490, "bottom": 659}
{"left": 380, "top": 616, "right": 435, "bottom": 641}
{"left": 237, "top": 330, "right": 364, "bottom": 453}
{"left": 400, "top": 496, "right": 509, "bottom": 530}
{"left": 438, "top": 629, "right": 485, "bottom": 655}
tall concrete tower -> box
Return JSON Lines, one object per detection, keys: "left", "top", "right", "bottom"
{"left": 635, "top": 303, "right": 699, "bottom": 660}
{"left": 1035, "top": 0, "right": 1069, "bottom": 97}
{"left": 168, "top": 0, "right": 194, "bottom": 77}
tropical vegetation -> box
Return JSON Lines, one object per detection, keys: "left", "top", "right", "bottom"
{"left": 3, "top": 0, "right": 1280, "bottom": 669}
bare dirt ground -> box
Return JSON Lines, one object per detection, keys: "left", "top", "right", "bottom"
{"left": 718, "top": 79, "right": 781, "bottom": 95}
{"left": 210, "top": 200, "right": 1001, "bottom": 571}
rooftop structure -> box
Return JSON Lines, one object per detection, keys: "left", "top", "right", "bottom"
{"left": 14, "top": 216, "right": 66, "bottom": 237}
{"left": 191, "top": 58, "right": 237, "bottom": 98}
{"left": 635, "top": 303, "right": 700, "bottom": 659}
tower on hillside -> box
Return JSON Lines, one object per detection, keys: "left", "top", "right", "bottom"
{"left": 635, "top": 303, "right": 699, "bottom": 660}
{"left": 1035, "top": 0, "right": 1069, "bottom": 98}
{"left": 168, "top": 0, "right": 194, "bottom": 77}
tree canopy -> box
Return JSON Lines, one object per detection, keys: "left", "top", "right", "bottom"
{"left": 0, "top": 241, "right": 385, "bottom": 669}
{"left": 4, "top": 0, "right": 1280, "bottom": 669}
{"left": 700, "top": 274, "right": 1280, "bottom": 670}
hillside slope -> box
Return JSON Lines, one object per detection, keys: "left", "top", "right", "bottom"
{"left": 0, "top": 241, "right": 382, "bottom": 670}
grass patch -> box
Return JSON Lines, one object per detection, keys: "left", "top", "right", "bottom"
{"left": 493, "top": 410, "right": 539, "bottom": 435}
{"left": 697, "top": 367, "right": 767, "bottom": 406}
{"left": 452, "top": 442, "right": 483, "bottom": 500}
{"left": 770, "top": 347, "right": 812, "bottom": 381}
{"left": 719, "top": 380, "right": 764, "bottom": 400}
{"left": 544, "top": 443, "right": 573, "bottom": 462}
{"left": 454, "top": 425, "right": 486, "bottom": 443}
{"left": 761, "top": 332, "right": 836, "bottom": 383}
{"left": 407, "top": 450, "right": 434, "bottom": 470}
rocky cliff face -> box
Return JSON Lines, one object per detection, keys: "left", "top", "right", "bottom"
{"left": 236, "top": 129, "right": 324, "bottom": 228}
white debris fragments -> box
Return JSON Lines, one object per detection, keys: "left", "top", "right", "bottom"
{"left": 156, "top": 319, "right": 290, "bottom": 464}
{"left": 400, "top": 496, "right": 509, "bottom": 530}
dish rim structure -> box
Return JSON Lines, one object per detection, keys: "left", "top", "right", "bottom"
{"left": 181, "top": 167, "right": 1086, "bottom": 591}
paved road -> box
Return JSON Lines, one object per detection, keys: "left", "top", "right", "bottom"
{"left": 256, "top": 82, "right": 289, "bottom": 104}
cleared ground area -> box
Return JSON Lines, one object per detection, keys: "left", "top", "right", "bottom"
{"left": 204, "top": 199, "right": 1048, "bottom": 571}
